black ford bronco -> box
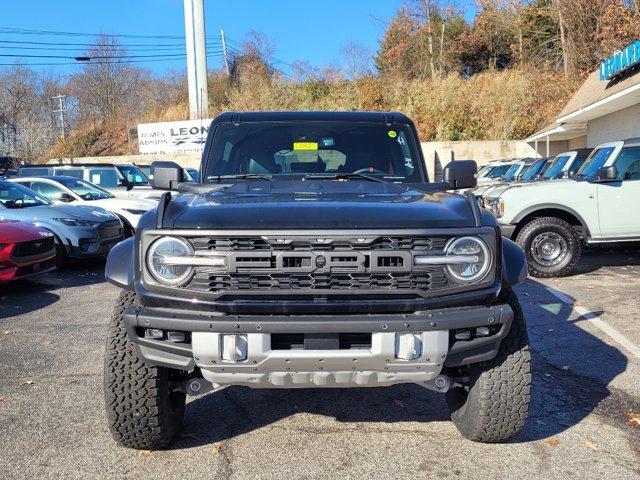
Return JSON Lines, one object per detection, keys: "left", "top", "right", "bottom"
{"left": 104, "top": 111, "right": 531, "bottom": 449}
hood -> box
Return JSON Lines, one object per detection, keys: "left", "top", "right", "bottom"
{"left": 0, "top": 220, "right": 53, "bottom": 243}
{"left": 164, "top": 180, "right": 477, "bottom": 229}
{"left": 492, "top": 178, "right": 576, "bottom": 198}
{"left": 86, "top": 197, "right": 158, "bottom": 211}
{"left": 1, "top": 204, "right": 118, "bottom": 223}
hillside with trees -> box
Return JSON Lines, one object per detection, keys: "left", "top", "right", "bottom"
{"left": 1, "top": 0, "right": 639, "bottom": 162}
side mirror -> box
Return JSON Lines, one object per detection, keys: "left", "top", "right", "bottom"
{"left": 444, "top": 160, "right": 478, "bottom": 190}
{"left": 150, "top": 161, "right": 184, "bottom": 190}
{"left": 595, "top": 166, "right": 618, "bottom": 182}
{"left": 118, "top": 178, "right": 134, "bottom": 191}
{"left": 58, "top": 193, "right": 74, "bottom": 203}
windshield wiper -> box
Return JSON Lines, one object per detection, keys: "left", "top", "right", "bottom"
{"left": 301, "top": 173, "right": 389, "bottom": 183}
{"left": 206, "top": 174, "right": 274, "bottom": 183}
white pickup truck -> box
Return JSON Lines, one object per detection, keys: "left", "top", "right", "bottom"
{"left": 484, "top": 138, "right": 640, "bottom": 277}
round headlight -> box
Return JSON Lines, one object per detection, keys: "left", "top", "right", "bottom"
{"left": 147, "top": 236, "right": 194, "bottom": 286}
{"left": 445, "top": 236, "right": 491, "bottom": 283}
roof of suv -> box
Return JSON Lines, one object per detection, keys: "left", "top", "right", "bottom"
{"left": 21, "top": 163, "right": 117, "bottom": 168}
{"left": 214, "top": 111, "right": 413, "bottom": 123}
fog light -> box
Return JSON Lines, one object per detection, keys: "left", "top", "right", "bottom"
{"left": 395, "top": 333, "right": 422, "bottom": 360}
{"left": 145, "top": 328, "right": 164, "bottom": 340}
{"left": 454, "top": 329, "right": 472, "bottom": 341}
{"left": 167, "top": 331, "right": 187, "bottom": 343}
{"left": 221, "top": 334, "right": 248, "bottom": 362}
{"left": 475, "top": 326, "right": 491, "bottom": 337}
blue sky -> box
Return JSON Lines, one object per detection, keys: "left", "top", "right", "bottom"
{"left": 0, "top": 0, "right": 476, "bottom": 75}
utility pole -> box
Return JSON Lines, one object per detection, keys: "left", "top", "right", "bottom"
{"left": 51, "top": 94, "right": 67, "bottom": 140}
{"left": 183, "top": 0, "right": 209, "bottom": 120}
{"left": 221, "top": 28, "right": 230, "bottom": 75}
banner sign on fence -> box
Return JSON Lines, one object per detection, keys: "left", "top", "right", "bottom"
{"left": 137, "top": 119, "right": 212, "bottom": 154}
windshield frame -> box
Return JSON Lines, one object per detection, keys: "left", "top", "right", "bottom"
{"left": 575, "top": 142, "right": 622, "bottom": 180}
{"left": 116, "top": 165, "right": 149, "bottom": 186}
{"left": 201, "top": 120, "right": 428, "bottom": 184}
{"left": 542, "top": 154, "right": 573, "bottom": 180}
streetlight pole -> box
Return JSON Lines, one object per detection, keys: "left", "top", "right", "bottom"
{"left": 184, "top": 0, "right": 209, "bottom": 120}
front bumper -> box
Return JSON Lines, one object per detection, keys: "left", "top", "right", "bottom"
{"left": 124, "top": 303, "right": 513, "bottom": 388}
{"left": 498, "top": 223, "right": 517, "bottom": 240}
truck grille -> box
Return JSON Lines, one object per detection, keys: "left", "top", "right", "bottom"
{"left": 183, "top": 235, "right": 451, "bottom": 295}
{"left": 12, "top": 236, "right": 55, "bottom": 258}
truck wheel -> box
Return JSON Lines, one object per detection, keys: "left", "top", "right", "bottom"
{"left": 446, "top": 287, "right": 531, "bottom": 443}
{"left": 104, "top": 290, "right": 186, "bottom": 449}
{"left": 515, "top": 216, "right": 581, "bottom": 278}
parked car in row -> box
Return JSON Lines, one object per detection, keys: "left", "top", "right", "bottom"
{"left": 18, "top": 163, "right": 163, "bottom": 201}
{"left": 0, "top": 180, "right": 124, "bottom": 265}
{"left": 474, "top": 157, "right": 553, "bottom": 198}
{"left": 539, "top": 149, "right": 592, "bottom": 181}
{"left": 483, "top": 138, "right": 640, "bottom": 277}
{"left": 0, "top": 220, "right": 57, "bottom": 281}
{"left": 10, "top": 176, "right": 157, "bottom": 235}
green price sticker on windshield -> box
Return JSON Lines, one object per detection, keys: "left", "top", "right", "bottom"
{"left": 388, "top": 130, "right": 397, "bottom": 138}
{"left": 293, "top": 142, "right": 318, "bottom": 151}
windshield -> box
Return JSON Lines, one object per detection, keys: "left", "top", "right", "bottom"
{"left": 502, "top": 163, "right": 522, "bottom": 182}
{"left": 486, "top": 164, "right": 511, "bottom": 178}
{"left": 542, "top": 155, "right": 571, "bottom": 180}
{"left": 117, "top": 165, "right": 149, "bottom": 186}
{"left": 58, "top": 177, "right": 114, "bottom": 200}
{"left": 478, "top": 165, "right": 494, "bottom": 177}
{"left": 521, "top": 159, "right": 546, "bottom": 181}
{"left": 0, "top": 181, "right": 51, "bottom": 208}
{"left": 203, "top": 122, "right": 425, "bottom": 183}
{"left": 576, "top": 146, "right": 616, "bottom": 179}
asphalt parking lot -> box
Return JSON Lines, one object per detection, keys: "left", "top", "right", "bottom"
{"left": 1, "top": 246, "right": 640, "bottom": 480}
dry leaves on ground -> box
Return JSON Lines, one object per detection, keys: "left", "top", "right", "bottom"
{"left": 211, "top": 444, "right": 222, "bottom": 455}
{"left": 582, "top": 440, "right": 598, "bottom": 451}
{"left": 544, "top": 438, "right": 560, "bottom": 447}
{"left": 627, "top": 412, "right": 640, "bottom": 429}
{"left": 137, "top": 450, "right": 153, "bottom": 457}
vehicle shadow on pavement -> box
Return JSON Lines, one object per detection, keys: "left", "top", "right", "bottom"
{"left": 167, "top": 278, "right": 630, "bottom": 448}
{"left": 570, "top": 242, "right": 640, "bottom": 276}
{"left": 0, "top": 260, "right": 105, "bottom": 319}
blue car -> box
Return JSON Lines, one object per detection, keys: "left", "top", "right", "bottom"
{"left": 0, "top": 180, "right": 124, "bottom": 263}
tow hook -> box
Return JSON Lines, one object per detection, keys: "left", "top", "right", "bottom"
{"left": 185, "top": 378, "right": 225, "bottom": 397}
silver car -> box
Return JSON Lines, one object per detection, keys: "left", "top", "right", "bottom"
{"left": 0, "top": 180, "right": 124, "bottom": 263}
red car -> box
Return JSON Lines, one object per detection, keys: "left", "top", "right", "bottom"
{"left": 0, "top": 221, "right": 57, "bottom": 282}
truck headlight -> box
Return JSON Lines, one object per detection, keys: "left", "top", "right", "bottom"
{"left": 484, "top": 197, "right": 505, "bottom": 217}
{"left": 444, "top": 236, "right": 491, "bottom": 283}
{"left": 147, "top": 236, "right": 194, "bottom": 285}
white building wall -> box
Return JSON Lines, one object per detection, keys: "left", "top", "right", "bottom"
{"left": 587, "top": 104, "right": 640, "bottom": 147}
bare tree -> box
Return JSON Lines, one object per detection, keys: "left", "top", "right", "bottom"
{"left": 341, "top": 41, "right": 374, "bottom": 79}
{"left": 68, "top": 35, "right": 148, "bottom": 123}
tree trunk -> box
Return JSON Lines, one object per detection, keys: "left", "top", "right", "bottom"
{"left": 421, "top": 0, "right": 437, "bottom": 78}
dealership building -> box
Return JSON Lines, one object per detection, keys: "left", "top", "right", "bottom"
{"left": 526, "top": 40, "right": 640, "bottom": 156}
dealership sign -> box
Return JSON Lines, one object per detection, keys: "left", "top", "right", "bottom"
{"left": 137, "top": 119, "right": 212, "bottom": 154}
{"left": 599, "top": 40, "right": 640, "bottom": 80}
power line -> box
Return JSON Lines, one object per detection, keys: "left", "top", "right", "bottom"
{"left": 0, "top": 39, "right": 222, "bottom": 48}
{"left": 0, "top": 27, "right": 186, "bottom": 40}
{"left": 0, "top": 52, "right": 223, "bottom": 66}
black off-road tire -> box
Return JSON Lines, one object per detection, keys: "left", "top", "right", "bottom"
{"left": 446, "top": 287, "right": 531, "bottom": 443}
{"left": 515, "top": 216, "right": 582, "bottom": 278}
{"left": 104, "top": 290, "right": 186, "bottom": 450}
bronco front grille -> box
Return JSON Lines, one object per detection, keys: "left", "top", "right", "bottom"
{"left": 180, "top": 234, "right": 452, "bottom": 295}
